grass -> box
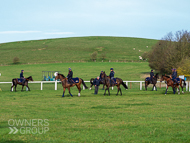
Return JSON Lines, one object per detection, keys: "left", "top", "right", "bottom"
{"left": 0, "top": 62, "right": 151, "bottom": 83}
{"left": 0, "top": 88, "right": 190, "bottom": 142}
{"left": 0, "top": 36, "right": 157, "bottom": 65}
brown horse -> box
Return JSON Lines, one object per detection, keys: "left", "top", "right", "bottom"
{"left": 11, "top": 76, "right": 33, "bottom": 92}
{"left": 101, "top": 71, "right": 128, "bottom": 96}
{"left": 160, "top": 75, "right": 186, "bottom": 95}
{"left": 145, "top": 73, "right": 159, "bottom": 91}
{"left": 55, "top": 73, "right": 88, "bottom": 97}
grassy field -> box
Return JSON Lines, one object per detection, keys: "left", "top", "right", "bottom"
{"left": 1, "top": 62, "right": 190, "bottom": 142}
{"left": 1, "top": 88, "right": 190, "bottom": 143}
{"left": 0, "top": 36, "right": 157, "bottom": 65}
{"left": 0, "top": 62, "right": 151, "bottom": 83}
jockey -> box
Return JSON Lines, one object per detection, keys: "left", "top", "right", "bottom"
{"left": 109, "top": 68, "right": 115, "bottom": 85}
{"left": 99, "top": 71, "right": 103, "bottom": 80}
{"left": 20, "top": 70, "right": 26, "bottom": 85}
{"left": 150, "top": 69, "right": 154, "bottom": 84}
{"left": 67, "top": 68, "right": 73, "bottom": 85}
{"left": 172, "top": 68, "right": 177, "bottom": 84}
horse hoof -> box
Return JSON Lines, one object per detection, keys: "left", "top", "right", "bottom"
{"left": 78, "top": 93, "right": 80, "bottom": 97}
{"left": 89, "top": 88, "right": 91, "bottom": 90}
{"left": 165, "top": 94, "right": 166, "bottom": 95}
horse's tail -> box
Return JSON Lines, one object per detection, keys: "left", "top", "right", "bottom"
{"left": 81, "top": 79, "right": 88, "bottom": 89}
{"left": 90, "top": 78, "right": 94, "bottom": 85}
{"left": 182, "top": 79, "right": 186, "bottom": 87}
{"left": 121, "top": 81, "right": 128, "bottom": 89}
{"left": 12, "top": 79, "right": 16, "bottom": 86}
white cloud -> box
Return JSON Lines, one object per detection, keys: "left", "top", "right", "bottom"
{"left": 44, "top": 32, "right": 75, "bottom": 35}
{"left": 0, "top": 31, "right": 41, "bottom": 34}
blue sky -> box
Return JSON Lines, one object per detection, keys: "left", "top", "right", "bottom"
{"left": 0, "top": 0, "right": 190, "bottom": 43}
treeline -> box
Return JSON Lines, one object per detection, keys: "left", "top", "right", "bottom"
{"left": 143, "top": 30, "right": 190, "bottom": 75}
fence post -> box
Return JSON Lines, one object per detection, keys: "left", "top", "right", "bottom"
{"left": 140, "top": 82, "right": 142, "bottom": 90}
{"left": 126, "top": 82, "right": 128, "bottom": 90}
{"left": 41, "top": 82, "right": 43, "bottom": 90}
{"left": 55, "top": 81, "right": 57, "bottom": 90}
{"left": 186, "top": 81, "right": 188, "bottom": 91}
{"left": 11, "top": 83, "right": 13, "bottom": 91}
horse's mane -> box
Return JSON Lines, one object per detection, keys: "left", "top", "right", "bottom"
{"left": 58, "top": 73, "right": 65, "bottom": 78}
{"left": 162, "top": 75, "right": 170, "bottom": 78}
{"left": 26, "top": 76, "right": 32, "bottom": 79}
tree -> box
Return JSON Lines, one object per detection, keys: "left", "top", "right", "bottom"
{"left": 13, "top": 57, "right": 20, "bottom": 64}
{"left": 90, "top": 51, "right": 98, "bottom": 61}
{"left": 100, "top": 52, "right": 106, "bottom": 60}
{"left": 146, "top": 30, "right": 190, "bottom": 74}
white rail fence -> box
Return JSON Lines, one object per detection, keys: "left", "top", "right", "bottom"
{"left": 0, "top": 81, "right": 189, "bottom": 92}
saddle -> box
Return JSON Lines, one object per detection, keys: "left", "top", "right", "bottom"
{"left": 145, "top": 77, "right": 151, "bottom": 82}
{"left": 110, "top": 78, "right": 117, "bottom": 84}
{"left": 17, "top": 78, "right": 24, "bottom": 83}
{"left": 67, "top": 78, "right": 79, "bottom": 83}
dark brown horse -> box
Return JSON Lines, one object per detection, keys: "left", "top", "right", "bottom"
{"left": 145, "top": 73, "right": 159, "bottom": 91}
{"left": 160, "top": 75, "right": 186, "bottom": 95}
{"left": 101, "top": 71, "right": 128, "bottom": 96}
{"left": 11, "top": 76, "right": 33, "bottom": 92}
{"left": 89, "top": 78, "right": 105, "bottom": 90}
{"left": 55, "top": 73, "right": 88, "bottom": 97}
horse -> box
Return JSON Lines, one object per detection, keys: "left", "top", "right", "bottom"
{"left": 55, "top": 73, "right": 88, "bottom": 97}
{"left": 101, "top": 71, "right": 128, "bottom": 96}
{"left": 89, "top": 78, "right": 105, "bottom": 90}
{"left": 160, "top": 75, "right": 186, "bottom": 95}
{"left": 145, "top": 73, "right": 159, "bottom": 91}
{"left": 10, "top": 76, "right": 33, "bottom": 92}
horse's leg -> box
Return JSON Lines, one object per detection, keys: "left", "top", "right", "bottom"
{"left": 21, "top": 85, "right": 24, "bottom": 91}
{"left": 102, "top": 84, "right": 105, "bottom": 90}
{"left": 26, "top": 84, "right": 30, "bottom": 91}
{"left": 108, "top": 87, "right": 110, "bottom": 96}
{"left": 177, "top": 86, "right": 180, "bottom": 94}
{"left": 116, "top": 86, "right": 119, "bottom": 95}
{"left": 165, "top": 86, "right": 168, "bottom": 95}
{"left": 180, "top": 84, "right": 184, "bottom": 94}
{"left": 68, "top": 87, "right": 73, "bottom": 97}
{"left": 155, "top": 85, "right": 157, "bottom": 91}
{"left": 120, "top": 87, "right": 122, "bottom": 95}
{"left": 62, "top": 88, "right": 66, "bottom": 97}
{"left": 10, "top": 84, "right": 14, "bottom": 92}
{"left": 152, "top": 84, "right": 154, "bottom": 91}
{"left": 104, "top": 87, "right": 107, "bottom": 96}
{"left": 15, "top": 83, "right": 17, "bottom": 92}
{"left": 77, "top": 85, "right": 81, "bottom": 97}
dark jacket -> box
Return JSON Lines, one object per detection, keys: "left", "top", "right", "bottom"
{"left": 100, "top": 73, "right": 103, "bottom": 79}
{"left": 93, "top": 78, "right": 100, "bottom": 86}
{"left": 109, "top": 71, "right": 115, "bottom": 79}
{"left": 172, "top": 71, "right": 177, "bottom": 78}
{"left": 67, "top": 70, "right": 73, "bottom": 80}
{"left": 150, "top": 72, "right": 154, "bottom": 78}
{"left": 20, "top": 72, "right": 24, "bottom": 78}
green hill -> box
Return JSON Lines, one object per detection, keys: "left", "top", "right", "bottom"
{"left": 0, "top": 36, "right": 158, "bottom": 65}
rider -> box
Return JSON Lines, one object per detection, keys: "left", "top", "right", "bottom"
{"left": 109, "top": 68, "right": 115, "bottom": 86}
{"left": 172, "top": 68, "right": 177, "bottom": 84}
{"left": 20, "top": 70, "right": 26, "bottom": 85}
{"left": 99, "top": 71, "right": 103, "bottom": 81}
{"left": 67, "top": 68, "right": 73, "bottom": 86}
{"left": 150, "top": 69, "right": 154, "bottom": 84}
